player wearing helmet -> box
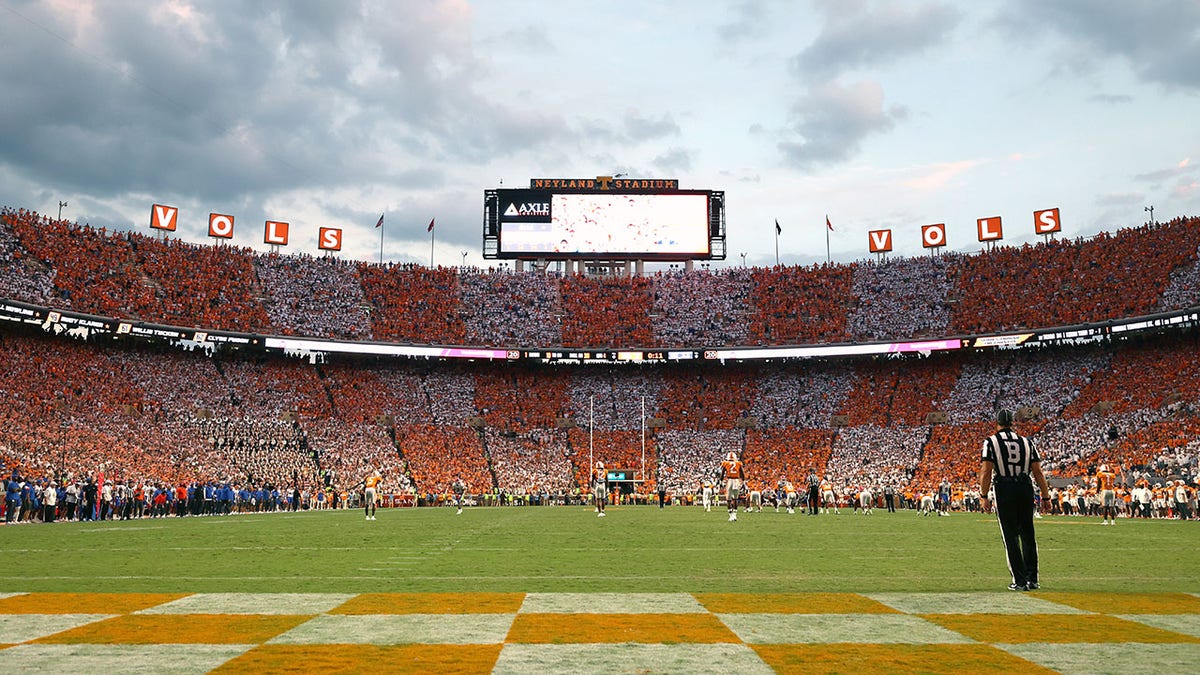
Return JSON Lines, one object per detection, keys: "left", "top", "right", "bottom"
{"left": 592, "top": 461, "right": 608, "bottom": 517}
{"left": 719, "top": 452, "right": 744, "bottom": 522}
{"left": 1095, "top": 464, "right": 1117, "bottom": 525}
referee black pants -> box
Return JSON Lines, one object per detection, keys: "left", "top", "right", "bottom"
{"left": 994, "top": 481, "right": 1038, "bottom": 586}
{"left": 808, "top": 487, "right": 820, "bottom": 514}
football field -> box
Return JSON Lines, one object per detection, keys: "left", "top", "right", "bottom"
{"left": 0, "top": 506, "right": 1196, "bottom": 673}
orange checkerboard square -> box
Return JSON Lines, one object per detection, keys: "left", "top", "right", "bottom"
{"left": 506, "top": 613, "right": 739, "bottom": 644}
{"left": 0, "top": 593, "right": 187, "bottom": 614}
{"left": 32, "top": 613, "right": 313, "bottom": 645}
{"left": 331, "top": 593, "right": 525, "bottom": 615}
{"left": 922, "top": 613, "right": 1200, "bottom": 644}
{"left": 696, "top": 593, "right": 899, "bottom": 614}
{"left": 753, "top": 643, "right": 1058, "bottom": 674}
{"left": 1036, "top": 592, "right": 1200, "bottom": 615}
{"left": 212, "top": 644, "right": 502, "bottom": 674}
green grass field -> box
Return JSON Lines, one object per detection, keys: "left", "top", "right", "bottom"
{"left": 1, "top": 506, "right": 1195, "bottom": 595}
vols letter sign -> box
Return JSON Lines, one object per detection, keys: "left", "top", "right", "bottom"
{"left": 318, "top": 227, "right": 343, "bottom": 252}
{"left": 209, "top": 213, "right": 235, "bottom": 239}
{"left": 1034, "top": 208, "right": 1061, "bottom": 235}
{"left": 921, "top": 223, "right": 947, "bottom": 249}
{"left": 150, "top": 204, "right": 178, "bottom": 232}
{"left": 977, "top": 216, "right": 1003, "bottom": 242}
{"left": 264, "top": 221, "right": 290, "bottom": 246}
{"left": 868, "top": 230, "right": 893, "bottom": 253}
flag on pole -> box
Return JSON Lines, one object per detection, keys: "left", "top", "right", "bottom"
{"left": 775, "top": 219, "right": 782, "bottom": 235}
{"left": 375, "top": 213, "right": 384, "bottom": 228}
{"left": 427, "top": 218, "right": 435, "bottom": 232}
{"left": 826, "top": 215, "right": 833, "bottom": 231}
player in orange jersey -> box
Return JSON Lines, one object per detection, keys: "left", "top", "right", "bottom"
{"left": 1095, "top": 465, "right": 1117, "bottom": 525}
{"left": 821, "top": 478, "right": 839, "bottom": 515}
{"left": 363, "top": 470, "right": 382, "bottom": 521}
{"left": 719, "top": 451, "right": 745, "bottom": 522}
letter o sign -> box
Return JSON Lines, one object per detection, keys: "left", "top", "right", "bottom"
{"left": 209, "top": 213, "right": 235, "bottom": 239}
{"left": 921, "top": 223, "right": 946, "bottom": 248}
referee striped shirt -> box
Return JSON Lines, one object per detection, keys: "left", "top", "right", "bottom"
{"left": 981, "top": 429, "right": 1039, "bottom": 480}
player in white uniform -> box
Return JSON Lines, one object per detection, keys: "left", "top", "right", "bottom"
{"left": 859, "top": 485, "right": 874, "bottom": 514}
{"left": 919, "top": 492, "right": 936, "bottom": 516}
{"left": 701, "top": 480, "right": 714, "bottom": 512}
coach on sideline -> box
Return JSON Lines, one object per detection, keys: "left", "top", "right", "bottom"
{"left": 979, "top": 409, "right": 1052, "bottom": 591}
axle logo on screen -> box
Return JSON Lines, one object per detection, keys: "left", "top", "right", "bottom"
{"left": 503, "top": 202, "right": 550, "bottom": 217}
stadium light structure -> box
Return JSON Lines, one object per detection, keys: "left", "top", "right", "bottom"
{"left": 740, "top": 252, "right": 747, "bottom": 267}
{"left": 1145, "top": 205, "right": 1154, "bottom": 226}
{"left": 461, "top": 251, "right": 468, "bottom": 268}
{"left": 58, "top": 200, "right": 67, "bottom": 220}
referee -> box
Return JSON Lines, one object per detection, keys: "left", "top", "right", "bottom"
{"left": 979, "top": 409, "right": 1051, "bottom": 591}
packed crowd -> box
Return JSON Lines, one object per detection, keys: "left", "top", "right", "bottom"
{"left": 558, "top": 274, "right": 656, "bottom": 347}
{"left": 458, "top": 268, "right": 562, "bottom": 347}
{"left": 745, "top": 264, "right": 855, "bottom": 345}
{"left": 356, "top": 263, "right": 466, "bottom": 343}
{"left": 0, "top": 209, "right": 55, "bottom": 304}
{"left": 847, "top": 256, "right": 952, "bottom": 341}
{"left": 950, "top": 221, "right": 1200, "bottom": 335}
{"left": 3, "top": 207, "right": 1199, "bottom": 349}
{"left": 485, "top": 428, "right": 574, "bottom": 494}
{"left": 650, "top": 267, "right": 753, "bottom": 346}
{"left": 2, "top": 283, "right": 1200, "bottom": 522}
{"left": 255, "top": 253, "right": 373, "bottom": 340}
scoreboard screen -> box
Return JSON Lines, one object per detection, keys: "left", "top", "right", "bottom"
{"left": 495, "top": 190, "right": 712, "bottom": 258}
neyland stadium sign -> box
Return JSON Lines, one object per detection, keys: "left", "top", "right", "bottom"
{"left": 530, "top": 176, "right": 679, "bottom": 191}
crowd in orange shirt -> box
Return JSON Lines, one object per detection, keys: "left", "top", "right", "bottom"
{"left": 558, "top": 275, "right": 656, "bottom": 348}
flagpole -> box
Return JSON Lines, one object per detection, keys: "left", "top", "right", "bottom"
{"left": 774, "top": 226, "right": 779, "bottom": 266}
{"left": 379, "top": 217, "right": 384, "bottom": 265}
{"left": 826, "top": 214, "right": 831, "bottom": 265}
{"left": 429, "top": 227, "right": 435, "bottom": 267}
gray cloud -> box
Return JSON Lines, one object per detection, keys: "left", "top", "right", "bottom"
{"left": 774, "top": 1, "right": 959, "bottom": 170}
{"left": 1134, "top": 162, "right": 1195, "bottom": 183}
{"left": 778, "top": 80, "right": 907, "bottom": 169}
{"left": 651, "top": 147, "right": 694, "bottom": 173}
{"left": 0, "top": 0, "right": 577, "bottom": 218}
{"left": 792, "top": 0, "right": 962, "bottom": 82}
{"left": 717, "top": 0, "right": 771, "bottom": 43}
{"left": 995, "top": 0, "right": 1200, "bottom": 90}
{"left": 623, "top": 110, "right": 682, "bottom": 142}
{"left": 1088, "top": 93, "right": 1133, "bottom": 105}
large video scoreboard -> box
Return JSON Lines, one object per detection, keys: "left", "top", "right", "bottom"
{"left": 483, "top": 177, "right": 726, "bottom": 261}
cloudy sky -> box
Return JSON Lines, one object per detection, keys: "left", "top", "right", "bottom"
{"left": 1, "top": 0, "right": 1197, "bottom": 268}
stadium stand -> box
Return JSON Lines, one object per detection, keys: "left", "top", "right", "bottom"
{"left": 2, "top": 206, "right": 1199, "bottom": 522}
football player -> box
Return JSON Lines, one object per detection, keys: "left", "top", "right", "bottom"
{"left": 592, "top": 461, "right": 608, "bottom": 518}
{"left": 719, "top": 452, "right": 744, "bottom": 522}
